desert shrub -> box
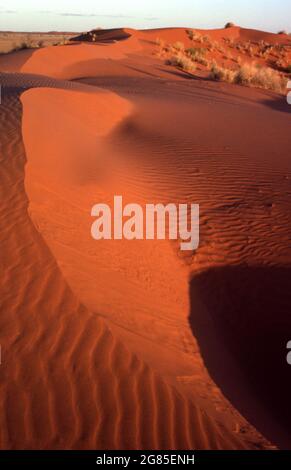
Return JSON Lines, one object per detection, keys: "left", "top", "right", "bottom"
{"left": 258, "top": 39, "right": 266, "bottom": 49}
{"left": 209, "top": 62, "right": 286, "bottom": 92}
{"left": 186, "top": 47, "right": 208, "bottom": 66}
{"left": 186, "top": 29, "right": 194, "bottom": 40}
{"left": 166, "top": 54, "right": 195, "bottom": 72}
{"left": 172, "top": 41, "right": 184, "bottom": 51}
{"left": 209, "top": 63, "right": 236, "bottom": 82}
{"left": 234, "top": 63, "right": 286, "bottom": 91}
{"left": 225, "top": 22, "right": 235, "bottom": 29}
{"left": 202, "top": 35, "right": 210, "bottom": 43}
{"left": 216, "top": 45, "right": 226, "bottom": 54}
{"left": 195, "top": 56, "right": 209, "bottom": 66}
{"left": 246, "top": 44, "right": 255, "bottom": 57}
{"left": 190, "top": 31, "right": 204, "bottom": 44}
{"left": 186, "top": 47, "right": 206, "bottom": 56}
{"left": 276, "top": 44, "right": 286, "bottom": 53}
{"left": 278, "top": 30, "right": 287, "bottom": 35}
{"left": 58, "top": 36, "right": 70, "bottom": 46}
{"left": 18, "top": 42, "right": 29, "bottom": 50}
{"left": 275, "top": 58, "right": 287, "bottom": 70}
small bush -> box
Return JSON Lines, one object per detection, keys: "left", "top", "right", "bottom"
{"left": 225, "top": 22, "right": 235, "bottom": 29}
{"left": 186, "top": 48, "right": 208, "bottom": 66}
{"left": 189, "top": 31, "right": 204, "bottom": 44}
{"left": 172, "top": 41, "right": 184, "bottom": 51}
{"left": 166, "top": 54, "right": 195, "bottom": 72}
{"left": 209, "top": 62, "right": 286, "bottom": 92}
{"left": 19, "top": 42, "right": 29, "bottom": 50}
{"left": 186, "top": 29, "right": 194, "bottom": 40}
{"left": 210, "top": 63, "right": 236, "bottom": 82}
{"left": 186, "top": 47, "right": 206, "bottom": 57}
{"left": 278, "top": 30, "right": 287, "bottom": 35}
{"left": 58, "top": 36, "right": 70, "bottom": 46}
{"left": 235, "top": 63, "right": 286, "bottom": 92}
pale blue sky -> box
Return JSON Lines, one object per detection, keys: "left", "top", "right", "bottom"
{"left": 0, "top": 0, "right": 290, "bottom": 33}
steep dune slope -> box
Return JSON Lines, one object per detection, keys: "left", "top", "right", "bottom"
{"left": 21, "top": 78, "right": 289, "bottom": 448}
{"left": 0, "top": 75, "right": 250, "bottom": 450}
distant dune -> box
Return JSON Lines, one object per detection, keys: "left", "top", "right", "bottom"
{"left": 0, "top": 26, "right": 290, "bottom": 450}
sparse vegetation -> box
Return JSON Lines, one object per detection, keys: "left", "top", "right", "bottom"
{"left": 210, "top": 62, "right": 287, "bottom": 92}
{"left": 1, "top": 41, "right": 30, "bottom": 54}
{"left": 160, "top": 39, "right": 210, "bottom": 73}
{"left": 0, "top": 32, "right": 74, "bottom": 54}
{"left": 278, "top": 30, "right": 287, "bottom": 35}
{"left": 236, "top": 64, "right": 286, "bottom": 91}
{"left": 185, "top": 30, "right": 209, "bottom": 44}
{"left": 158, "top": 34, "right": 289, "bottom": 93}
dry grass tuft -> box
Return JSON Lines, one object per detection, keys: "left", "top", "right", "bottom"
{"left": 210, "top": 62, "right": 287, "bottom": 92}
{"left": 235, "top": 63, "right": 287, "bottom": 91}
{"left": 186, "top": 29, "right": 194, "bottom": 40}
{"left": 186, "top": 47, "right": 209, "bottom": 66}
{"left": 172, "top": 41, "right": 185, "bottom": 51}
{"left": 210, "top": 63, "right": 236, "bottom": 82}
{"left": 166, "top": 54, "right": 196, "bottom": 72}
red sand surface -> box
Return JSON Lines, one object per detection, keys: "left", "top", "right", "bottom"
{"left": 0, "top": 26, "right": 291, "bottom": 449}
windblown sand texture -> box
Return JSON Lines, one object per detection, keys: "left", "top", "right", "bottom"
{"left": 0, "top": 26, "right": 291, "bottom": 449}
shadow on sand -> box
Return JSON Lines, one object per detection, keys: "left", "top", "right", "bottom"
{"left": 261, "top": 96, "right": 291, "bottom": 114}
{"left": 189, "top": 264, "right": 291, "bottom": 448}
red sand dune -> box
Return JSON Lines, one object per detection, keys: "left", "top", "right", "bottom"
{"left": 0, "top": 26, "right": 291, "bottom": 450}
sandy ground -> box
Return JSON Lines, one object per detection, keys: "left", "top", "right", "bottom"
{"left": 0, "top": 26, "right": 290, "bottom": 449}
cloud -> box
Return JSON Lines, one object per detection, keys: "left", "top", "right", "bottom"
{"left": 0, "top": 8, "right": 160, "bottom": 21}
{"left": 57, "top": 12, "right": 160, "bottom": 20}
{"left": 58, "top": 13, "right": 136, "bottom": 19}
{"left": 1, "top": 9, "right": 17, "bottom": 14}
